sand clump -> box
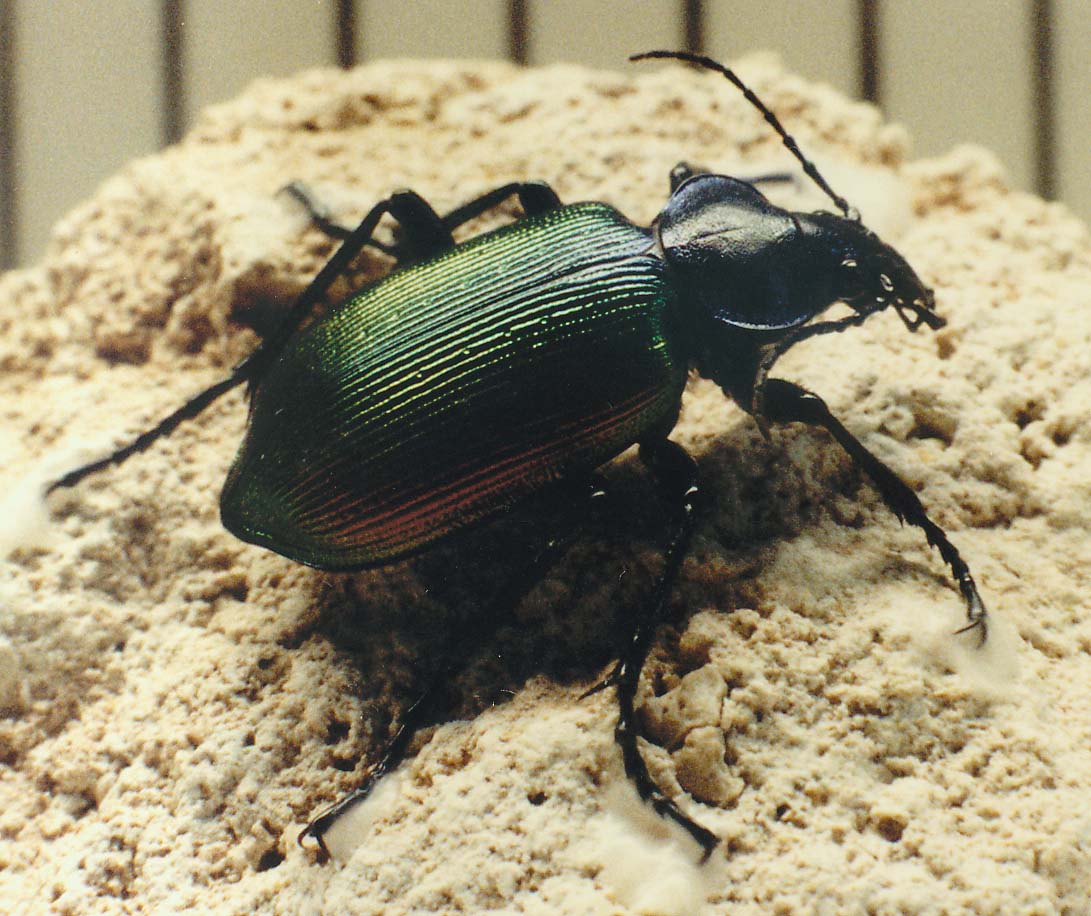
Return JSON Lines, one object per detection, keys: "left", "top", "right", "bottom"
{"left": 1, "top": 58, "right": 1090, "bottom": 915}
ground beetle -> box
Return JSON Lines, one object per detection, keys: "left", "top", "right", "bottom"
{"left": 49, "top": 51, "right": 989, "bottom": 858}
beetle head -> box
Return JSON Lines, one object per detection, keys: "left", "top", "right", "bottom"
{"left": 658, "top": 175, "right": 943, "bottom": 335}
{"left": 802, "top": 211, "right": 943, "bottom": 332}
{"left": 658, "top": 174, "right": 945, "bottom": 413}
{"left": 636, "top": 50, "right": 948, "bottom": 417}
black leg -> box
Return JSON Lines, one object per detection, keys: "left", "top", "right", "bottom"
{"left": 280, "top": 181, "right": 395, "bottom": 251}
{"left": 51, "top": 178, "right": 563, "bottom": 494}
{"left": 437, "top": 180, "right": 562, "bottom": 232}
{"left": 283, "top": 179, "right": 562, "bottom": 262}
{"left": 242, "top": 188, "right": 458, "bottom": 370}
{"left": 47, "top": 188, "right": 452, "bottom": 494}
{"left": 282, "top": 180, "right": 454, "bottom": 266}
{"left": 607, "top": 438, "right": 719, "bottom": 858}
{"left": 299, "top": 477, "right": 606, "bottom": 858}
{"left": 761, "top": 378, "right": 989, "bottom": 645}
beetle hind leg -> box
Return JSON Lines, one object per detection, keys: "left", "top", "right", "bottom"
{"left": 281, "top": 179, "right": 563, "bottom": 266}
{"left": 437, "top": 179, "right": 562, "bottom": 231}
{"left": 607, "top": 438, "right": 719, "bottom": 858}
{"left": 299, "top": 477, "right": 605, "bottom": 858}
{"left": 760, "top": 378, "right": 989, "bottom": 645}
{"left": 280, "top": 180, "right": 385, "bottom": 247}
{"left": 281, "top": 181, "right": 455, "bottom": 265}
{"left": 47, "top": 187, "right": 452, "bottom": 494}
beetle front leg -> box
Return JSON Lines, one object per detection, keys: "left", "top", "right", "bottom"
{"left": 605, "top": 438, "right": 719, "bottom": 857}
{"left": 760, "top": 378, "right": 989, "bottom": 645}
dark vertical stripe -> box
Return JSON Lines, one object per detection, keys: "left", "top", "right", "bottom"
{"left": 509, "top": 0, "right": 528, "bottom": 65}
{"left": 858, "top": 0, "right": 880, "bottom": 103}
{"left": 682, "top": 0, "right": 703, "bottom": 55}
{"left": 0, "top": 0, "right": 17, "bottom": 268}
{"left": 336, "top": 0, "right": 356, "bottom": 68}
{"left": 1031, "top": 0, "right": 1056, "bottom": 199}
{"left": 161, "top": 0, "right": 186, "bottom": 145}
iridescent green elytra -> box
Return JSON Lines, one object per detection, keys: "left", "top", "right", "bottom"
{"left": 220, "top": 203, "right": 689, "bottom": 569}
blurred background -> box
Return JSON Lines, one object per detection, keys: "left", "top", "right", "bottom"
{"left": 0, "top": 0, "right": 1086, "bottom": 268}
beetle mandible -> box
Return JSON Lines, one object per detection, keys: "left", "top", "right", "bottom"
{"left": 49, "top": 51, "right": 989, "bottom": 858}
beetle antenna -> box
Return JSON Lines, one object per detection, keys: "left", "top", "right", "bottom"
{"left": 631, "top": 50, "right": 859, "bottom": 221}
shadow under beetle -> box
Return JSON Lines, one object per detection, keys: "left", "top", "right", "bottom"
{"left": 49, "top": 51, "right": 989, "bottom": 859}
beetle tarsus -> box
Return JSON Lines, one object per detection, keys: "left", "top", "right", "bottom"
{"left": 299, "top": 785, "right": 373, "bottom": 856}
{"left": 298, "top": 818, "right": 333, "bottom": 860}
{"left": 45, "top": 370, "right": 249, "bottom": 495}
{"left": 953, "top": 585, "right": 989, "bottom": 647}
{"left": 299, "top": 681, "right": 448, "bottom": 855}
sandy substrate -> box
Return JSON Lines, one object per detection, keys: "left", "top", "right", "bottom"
{"left": 1, "top": 57, "right": 1090, "bottom": 915}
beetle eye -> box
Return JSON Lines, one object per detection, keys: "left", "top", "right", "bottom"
{"left": 839, "top": 258, "right": 865, "bottom": 300}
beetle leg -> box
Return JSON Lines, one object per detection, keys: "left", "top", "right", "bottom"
{"left": 283, "top": 179, "right": 561, "bottom": 264}
{"left": 298, "top": 679, "right": 446, "bottom": 860}
{"left": 298, "top": 476, "right": 606, "bottom": 858}
{"left": 279, "top": 181, "right": 393, "bottom": 252}
{"left": 608, "top": 438, "right": 719, "bottom": 857}
{"left": 280, "top": 180, "right": 456, "bottom": 264}
{"left": 251, "top": 189, "right": 457, "bottom": 372}
{"left": 51, "top": 180, "right": 562, "bottom": 495}
{"left": 760, "top": 378, "right": 989, "bottom": 645}
{"left": 46, "top": 190, "right": 458, "bottom": 494}
{"left": 437, "top": 180, "right": 562, "bottom": 233}
{"left": 46, "top": 372, "right": 252, "bottom": 493}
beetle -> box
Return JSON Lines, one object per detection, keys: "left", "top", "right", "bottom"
{"left": 48, "top": 51, "right": 989, "bottom": 858}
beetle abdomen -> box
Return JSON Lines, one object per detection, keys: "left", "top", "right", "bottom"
{"left": 220, "top": 203, "right": 687, "bottom": 569}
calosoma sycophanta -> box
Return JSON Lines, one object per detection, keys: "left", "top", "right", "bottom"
{"left": 48, "top": 51, "right": 990, "bottom": 858}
